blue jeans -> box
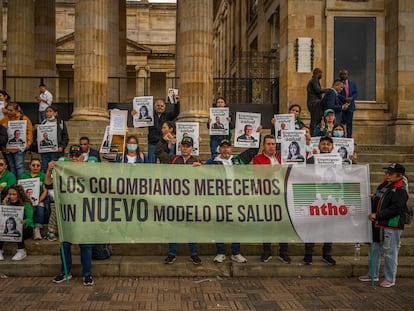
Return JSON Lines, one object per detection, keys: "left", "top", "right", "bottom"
{"left": 60, "top": 242, "right": 93, "bottom": 277}
{"left": 41, "top": 152, "right": 61, "bottom": 172}
{"left": 34, "top": 205, "right": 46, "bottom": 227}
{"left": 5, "top": 151, "right": 26, "bottom": 179}
{"left": 39, "top": 110, "right": 46, "bottom": 123}
{"left": 147, "top": 143, "right": 157, "bottom": 163}
{"left": 168, "top": 243, "right": 198, "bottom": 256}
{"left": 368, "top": 229, "right": 402, "bottom": 283}
{"left": 216, "top": 243, "right": 241, "bottom": 255}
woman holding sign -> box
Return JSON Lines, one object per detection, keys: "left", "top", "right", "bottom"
{"left": 0, "top": 184, "right": 34, "bottom": 261}
{"left": 0, "top": 102, "right": 33, "bottom": 179}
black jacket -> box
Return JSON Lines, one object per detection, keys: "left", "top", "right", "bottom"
{"left": 371, "top": 179, "right": 408, "bottom": 241}
{"left": 155, "top": 139, "right": 199, "bottom": 165}
{"left": 148, "top": 103, "right": 179, "bottom": 145}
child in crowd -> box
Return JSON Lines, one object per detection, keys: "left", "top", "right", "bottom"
{"left": 0, "top": 184, "right": 34, "bottom": 261}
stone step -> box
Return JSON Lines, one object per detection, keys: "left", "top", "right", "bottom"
{"left": 357, "top": 154, "right": 414, "bottom": 163}
{"left": 5, "top": 236, "right": 414, "bottom": 257}
{"left": 0, "top": 255, "right": 413, "bottom": 278}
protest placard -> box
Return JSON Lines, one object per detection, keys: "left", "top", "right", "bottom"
{"left": 176, "top": 122, "right": 199, "bottom": 156}
{"left": 234, "top": 112, "right": 261, "bottom": 148}
{"left": 209, "top": 108, "right": 229, "bottom": 136}
{"left": 132, "top": 96, "right": 154, "bottom": 128}
{"left": 37, "top": 124, "right": 58, "bottom": 153}
{"left": 280, "top": 130, "right": 306, "bottom": 165}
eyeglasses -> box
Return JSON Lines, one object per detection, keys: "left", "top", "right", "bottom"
{"left": 0, "top": 163, "right": 5, "bottom": 166}
{"left": 31, "top": 164, "right": 41, "bottom": 167}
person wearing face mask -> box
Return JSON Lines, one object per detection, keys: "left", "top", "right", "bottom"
{"left": 332, "top": 124, "right": 357, "bottom": 164}
{"left": 34, "top": 105, "right": 69, "bottom": 172}
{"left": 115, "top": 135, "right": 148, "bottom": 163}
{"left": 313, "top": 109, "right": 336, "bottom": 137}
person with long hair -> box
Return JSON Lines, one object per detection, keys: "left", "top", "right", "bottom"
{"left": 115, "top": 135, "right": 148, "bottom": 163}
{"left": 161, "top": 121, "right": 176, "bottom": 155}
{"left": 287, "top": 141, "right": 305, "bottom": 161}
{"left": 0, "top": 184, "right": 34, "bottom": 261}
{"left": 0, "top": 102, "right": 33, "bottom": 179}
{"left": 19, "top": 158, "right": 48, "bottom": 240}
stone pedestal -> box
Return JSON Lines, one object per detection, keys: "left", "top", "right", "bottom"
{"left": 176, "top": 0, "right": 213, "bottom": 122}
{"left": 72, "top": 0, "right": 109, "bottom": 120}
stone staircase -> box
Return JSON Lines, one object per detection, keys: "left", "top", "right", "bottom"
{"left": 4, "top": 124, "right": 413, "bottom": 278}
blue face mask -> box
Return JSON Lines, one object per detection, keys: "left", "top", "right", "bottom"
{"left": 127, "top": 144, "right": 138, "bottom": 152}
{"left": 333, "top": 130, "right": 344, "bottom": 137}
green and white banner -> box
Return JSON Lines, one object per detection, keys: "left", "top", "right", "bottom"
{"left": 53, "top": 162, "right": 372, "bottom": 244}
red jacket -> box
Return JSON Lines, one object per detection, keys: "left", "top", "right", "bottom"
{"left": 253, "top": 152, "right": 281, "bottom": 165}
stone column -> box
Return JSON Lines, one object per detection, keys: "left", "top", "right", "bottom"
{"left": 108, "top": 0, "right": 120, "bottom": 103}
{"left": 35, "top": 0, "right": 56, "bottom": 98}
{"left": 72, "top": 0, "right": 109, "bottom": 120}
{"left": 386, "top": 0, "right": 414, "bottom": 145}
{"left": 176, "top": 0, "right": 213, "bottom": 121}
{"left": 7, "top": 0, "right": 35, "bottom": 102}
{"left": 119, "top": 0, "right": 128, "bottom": 103}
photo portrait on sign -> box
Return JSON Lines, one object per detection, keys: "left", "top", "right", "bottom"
{"left": 0, "top": 205, "right": 24, "bottom": 242}
{"left": 274, "top": 114, "right": 295, "bottom": 142}
{"left": 281, "top": 130, "right": 306, "bottom": 165}
{"left": 234, "top": 112, "right": 261, "bottom": 148}
{"left": 6, "top": 120, "right": 27, "bottom": 150}
{"left": 18, "top": 178, "right": 40, "bottom": 206}
{"left": 176, "top": 122, "right": 199, "bottom": 156}
{"left": 37, "top": 123, "right": 58, "bottom": 153}
{"left": 166, "top": 88, "right": 179, "bottom": 105}
{"left": 100, "top": 126, "right": 113, "bottom": 154}
{"left": 209, "top": 107, "right": 229, "bottom": 136}
{"left": 132, "top": 96, "right": 154, "bottom": 128}
{"left": 333, "top": 137, "right": 355, "bottom": 164}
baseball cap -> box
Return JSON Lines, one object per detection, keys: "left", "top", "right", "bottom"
{"left": 324, "top": 109, "right": 335, "bottom": 116}
{"left": 383, "top": 163, "right": 405, "bottom": 174}
{"left": 219, "top": 139, "right": 231, "bottom": 147}
{"left": 180, "top": 136, "right": 193, "bottom": 146}
{"left": 69, "top": 145, "right": 82, "bottom": 157}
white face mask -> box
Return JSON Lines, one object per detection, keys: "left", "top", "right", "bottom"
{"left": 47, "top": 116, "right": 55, "bottom": 121}
{"left": 127, "top": 144, "right": 138, "bottom": 152}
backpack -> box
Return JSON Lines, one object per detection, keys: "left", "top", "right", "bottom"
{"left": 92, "top": 244, "right": 112, "bottom": 260}
{"left": 405, "top": 204, "right": 414, "bottom": 225}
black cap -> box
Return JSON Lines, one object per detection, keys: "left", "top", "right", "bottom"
{"left": 219, "top": 139, "right": 231, "bottom": 147}
{"left": 383, "top": 163, "right": 405, "bottom": 174}
{"left": 69, "top": 145, "right": 82, "bottom": 157}
{"left": 180, "top": 136, "right": 193, "bottom": 146}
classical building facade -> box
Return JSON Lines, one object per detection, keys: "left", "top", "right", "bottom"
{"left": 212, "top": 0, "right": 414, "bottom": 145}
{"left": 0, "top": 0, "right": 412, "bottom": 145}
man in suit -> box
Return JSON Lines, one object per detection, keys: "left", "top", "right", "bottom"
{"left": 322, "top": 79, "right": 345, "bottom": 123}
{"left": 212, "top": 116, "right": 225, "bottom": 129}
{"left": 40, "top": 132, "right": 54, "bottom": 147}
{"left": 79, "top": 136, "right": 101, "bottom": 162}
{"left": 237, "top": 124, "right": 257, "bottom": 142}
{"left": 306, "top": 68, "right": 326, "bottom": 134}
{"left": 338, "top": 69, "right": 358, "bottom": 138}
{"left": 8, "top": 130, "right": 24, "bottom": 145}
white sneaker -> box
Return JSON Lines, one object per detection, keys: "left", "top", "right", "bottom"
{"left": 12, "top": 249, "right": 27, "bottom": 261}
{"left": 0, "top": 250, "right": 4, "bottom": 261}
{"left": 34, "top": 227, "right": 42, "bottom": 240}
{"left": 213, "top": 254, "right": 226, "bottom": 263}
{"left": 231, "top": 254, "right": 247, "bottom": 263}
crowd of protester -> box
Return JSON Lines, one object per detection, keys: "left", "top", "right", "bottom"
{"left": 0, "top": 71, "right": 409, "bottom": 289}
